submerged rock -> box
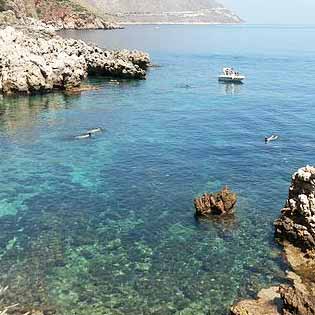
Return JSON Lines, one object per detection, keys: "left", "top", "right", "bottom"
{"left": 0, "top": 26, "right": 150, "bottom": 95}
{"left": 194, "top": 186, "right": 237, "bottom": 216}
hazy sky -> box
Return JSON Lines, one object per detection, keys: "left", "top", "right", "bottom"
{"left": 221, "top": 0, "right": 315, "bottom": 24}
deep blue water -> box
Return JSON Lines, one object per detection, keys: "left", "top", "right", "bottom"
{"left": 0, "top": 25, "right": 314, "bottom": 314}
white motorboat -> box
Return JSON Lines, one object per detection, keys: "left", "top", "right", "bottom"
{"left": 218, "top": 67, "right": 245, "bottom": 83}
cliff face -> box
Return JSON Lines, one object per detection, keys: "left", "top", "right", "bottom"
{"left": 275, "top": 166, "right": 315, "bottom": 250}
{"left": 231, "top": 166, "right": 315, "bottom": 315}
{"left": 0, "top": 0, "right": 36, "bottom": 18}
{"left": 0, "top": 0, "right": 118, "bottom": 29}
{"left": 79, "top": 0, "right": 243, "bottom": 24}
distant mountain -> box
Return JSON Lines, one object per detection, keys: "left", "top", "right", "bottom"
{"left": 0, "top": 0, "right": 242, "bottom": 28}
{"left": 79, "top": 0, "right": 243, "bottom": 24}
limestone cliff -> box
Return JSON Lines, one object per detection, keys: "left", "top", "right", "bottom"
{"left": 231, "top": 166, "right": 315, "bottom": 315}
{"left": 275, "top": 166, "right": 315, "bottom": 250}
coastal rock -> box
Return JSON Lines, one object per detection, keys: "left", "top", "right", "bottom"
{"left": 194, "top": 186, "right": 237, "bottom": 216}
{"left": 230, "top": 287, "right": 282, "bottom": 315}
{"left": 0, "top": 26, "right": 150, "bottom": 95}
{"left": 274, "top": 165, "right": 315, "bottom": 251}
{"left": 279, "top": 266, "right": 315, "bottom": 315}
{"left": 230, "top": 166, "right": 315, "bottom": 315}
{"left": 280, "top": 283, "right": 315, "bottom": 315}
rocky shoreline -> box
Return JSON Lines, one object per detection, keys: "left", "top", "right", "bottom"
{"left": 231, "top": 166, "right": 315, "bottom": 315}
{"left": 0, "top": 26, "right": 150, "bottom": 95}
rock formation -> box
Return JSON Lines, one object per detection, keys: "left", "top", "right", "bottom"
{"left": 194, "top": 186, "right": 237, "bottom": 216}
{"left": 0, "top": 26, "right": 150, "bottom": 95}
{"left": 230, "top": 287, "right": 282, "bottom": 315}
{"left": 230, "top": 166, "right": 315, "bottom": 315}
{"left": 280, "top": 282, "right": 315, "bottom": 315}
{"left": 275, "top": 166, "right": 315, "bottom": 251}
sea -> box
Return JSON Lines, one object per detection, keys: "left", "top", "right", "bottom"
{"left": 0, "top": 24, "right": 315, "bottom": 315}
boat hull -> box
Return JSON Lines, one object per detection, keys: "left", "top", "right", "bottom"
{"left": 218, "top": 75, "right": 245, "bottom": 83}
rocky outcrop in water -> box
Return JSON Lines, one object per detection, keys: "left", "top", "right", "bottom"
{"left": 0, "top": 26, "right": 150, "bottom": 95}
{"left": 230, "top": 166, "right": 315, "bottom": 315}
{"left": 194, "top": 186, "right": 237, "bottom": 216}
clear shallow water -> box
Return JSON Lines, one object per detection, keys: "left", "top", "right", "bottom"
{"left": 0, "top": 25, "right": 314, "bottom": 314}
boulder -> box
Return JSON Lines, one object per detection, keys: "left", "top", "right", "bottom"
{"left": 194, "top": 186, "right": 237, "bottom": 216}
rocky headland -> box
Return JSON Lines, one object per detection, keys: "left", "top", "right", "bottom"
{"left": 0, "top": 0, "right": 243, "bottom": 30}
{"left": 84, "top": 0, "right": 243, "bottom": 24}
{"left": 231, "top": 166, "right": 315, "bottom": 315}
{"left": 0, "top": 26, "right": 150, "bottom": 95}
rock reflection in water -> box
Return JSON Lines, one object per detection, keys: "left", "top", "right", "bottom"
{"left": 0, "top": 93, "right": 77, "bottom": 133}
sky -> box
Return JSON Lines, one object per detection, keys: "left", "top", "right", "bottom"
{"left": 221, "top": 0, "right": 315, "bottom": 24}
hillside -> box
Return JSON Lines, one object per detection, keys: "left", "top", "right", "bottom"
{"left": 0, "top": 0, "right": 118, "bottom": 29}
{"left": 79, "top": 0, "right": 243, "bottom": 24}
{"left": 0, "top": 0, "right": 242, "bottom": 28}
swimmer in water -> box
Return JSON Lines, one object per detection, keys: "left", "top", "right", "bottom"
{"left": 75, "top": 132, "right": 92, "bottom": 139}
{"left": 86, "top": 127, "right": 103, "bottom": 134}
{"left": 265, "top": 134, "right": 279, "bottom": 143}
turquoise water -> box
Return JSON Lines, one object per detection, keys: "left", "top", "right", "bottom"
{"left": 0, "top": 25, "right": 315, "bottom": 314}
